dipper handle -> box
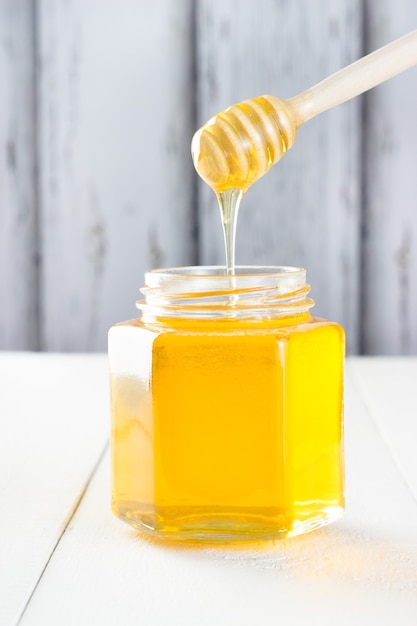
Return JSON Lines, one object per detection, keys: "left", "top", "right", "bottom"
{"left": 288, "top": 28, "right": 417, "bottom": 126}
{"left": 192, "top": 28, "right": 417, "bottom": 194}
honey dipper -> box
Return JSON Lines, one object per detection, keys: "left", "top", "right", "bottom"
{"left": 192, "top": 28, "right": 417, "bottom": 193}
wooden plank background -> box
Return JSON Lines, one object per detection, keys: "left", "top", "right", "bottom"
{"left": 1, "top": 0, "right": 417, "bottom": 355}
{"left": 0, "top": 0, "right": 38, "bottom": 350}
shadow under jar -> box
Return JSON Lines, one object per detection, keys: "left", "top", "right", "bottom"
{"left": 109, "top": 266, "right": 345, "bottom": 542}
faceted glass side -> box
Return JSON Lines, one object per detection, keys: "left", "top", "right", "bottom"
{"left": 109, "top": 316, "right": 344, "bottom": 542}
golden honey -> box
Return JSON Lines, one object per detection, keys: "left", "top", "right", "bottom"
{"left": 109, "top": 267, "right": 344, "bottom": 541}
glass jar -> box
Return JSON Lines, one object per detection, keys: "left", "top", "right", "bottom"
{"left": 109, "top": 266, "right": 345, "bottom": 542}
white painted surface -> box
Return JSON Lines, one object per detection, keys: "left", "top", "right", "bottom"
{"left": 348, "top": 357, "right": 417, "bottom": 499}
{"left": 0, "top": 1, "right": 37, "bottom": 349}
{"left": 1, "top": 353, "right": 416, "bottom": 625}
{"left": 0, "top": 353, "right": 109, "bottom": 626}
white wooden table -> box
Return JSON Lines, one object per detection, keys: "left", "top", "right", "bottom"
{"left": 1, "top": 353, "right": 416, "bottom": 625}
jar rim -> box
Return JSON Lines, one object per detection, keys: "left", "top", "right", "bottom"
{"left": 144, "top": 266, "right": 308, "bottom": 291}
{"left": 138, "top": 266, "right": 313, "bottom": 320}
{"left": 146, "top": 265, "right": 306, "bottom": 278}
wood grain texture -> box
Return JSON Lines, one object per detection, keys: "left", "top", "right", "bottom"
{"left": 1, "top": 2, "right": 417, "bottom": 355}
{"left": 37, "top": 0, "right": 196, "bottom": 351}
{"left": 0, "top": 0, "right": 38, "bottom": 349}
{"left": 362, "top": 1, "right": 417, "bottom": 354}
{"left": 0, "top": 353, "right": 108, "bottom": 626}
{"left": 196, "top": 0, "right": 363, "bottom": 354}
{"left": 17, "top": 358, "right": 417, "bottom": 625}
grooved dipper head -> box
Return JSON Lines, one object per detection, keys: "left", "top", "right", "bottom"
{"left": 191, "top": 95, "right": 297, "bottom": 193}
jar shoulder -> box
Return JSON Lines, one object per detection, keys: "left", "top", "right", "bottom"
{"left": 109, "top": 315, "right": 344, "bottom": 338}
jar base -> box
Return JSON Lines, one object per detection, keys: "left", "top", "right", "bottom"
{"left": 113, "top": 503, "right": 344, "bottom": 543}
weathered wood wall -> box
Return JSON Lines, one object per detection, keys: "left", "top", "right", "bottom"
{"left": 1, "top": 0, "right": 417, "bottom": 355}
{"left": 37, "top": 0, "right": 195, "bottom": 351}
{"left": 362, "top": 0, "right": 417, "bottom": 354}
{"left": 0, "top": 1, "right": 37, "bottom": 350}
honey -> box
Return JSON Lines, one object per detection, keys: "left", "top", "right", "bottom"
{"left": 109, "top": 267, "right": 345, "bottom": 541}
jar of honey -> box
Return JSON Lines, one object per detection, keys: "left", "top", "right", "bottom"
{"left": 109, "top": 266, "right": 345, "bottom": 542}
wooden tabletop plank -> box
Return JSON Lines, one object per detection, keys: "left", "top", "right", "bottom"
{"left": 348, "top": 358, "right": 417, "bottom": 502}
{"left": 0, "top": 353, "right": 109, "bottom": 626}
{"left": 17, "top": 359, "right": 417, "bottom": 626}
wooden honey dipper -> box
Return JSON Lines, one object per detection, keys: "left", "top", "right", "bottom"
{"left": 192, "top": 29, "right": 417, "bottom": 194}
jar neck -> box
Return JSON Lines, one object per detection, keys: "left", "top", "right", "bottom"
{"left": 136, "top": 266, "right": 314, "bottom": 322}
